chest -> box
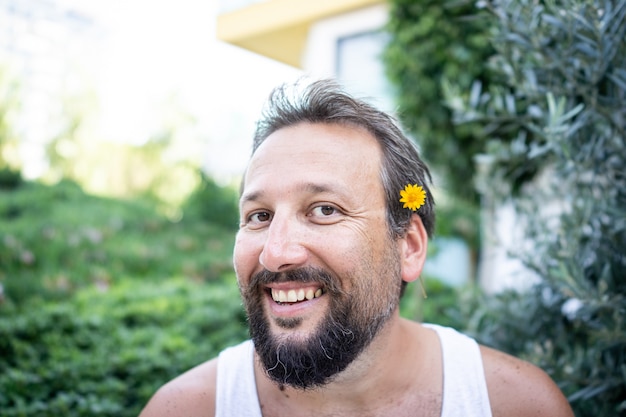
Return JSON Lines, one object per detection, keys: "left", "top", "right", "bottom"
{"left": 259, "top": 389, "right": 442, "bottom": 417}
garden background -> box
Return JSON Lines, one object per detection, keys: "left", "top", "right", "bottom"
{"left": 1, "top": 0, "right": 625, "bottom": 416}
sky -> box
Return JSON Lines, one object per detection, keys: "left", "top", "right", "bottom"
{"left": 52, "top": 0, "right": 302, "bottom": 182}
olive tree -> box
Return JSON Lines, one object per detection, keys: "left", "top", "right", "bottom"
{"left": 446, "top": 0, "right": 626, "bottom": 415}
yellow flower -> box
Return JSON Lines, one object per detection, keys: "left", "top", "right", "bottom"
{"left": 399, "top": 184, "right": 426, "bottom": 211}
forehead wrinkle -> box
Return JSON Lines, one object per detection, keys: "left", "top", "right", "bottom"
{"left": 301, "top": 181, "right": 351, "bottom": 198}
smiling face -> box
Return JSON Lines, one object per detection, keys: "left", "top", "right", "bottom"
{"left": 234, "top": 122, "right": 405, "bottom": 389}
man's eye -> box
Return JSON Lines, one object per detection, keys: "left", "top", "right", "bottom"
{"left": 311, "top": 205, "right": 336, "bottom": 216}
{"left": 249, "top": 211, "right": 272, "bottom": 223}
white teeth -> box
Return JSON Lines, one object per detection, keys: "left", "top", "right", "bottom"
{"left": 271, "top": 289, "right": 288, "bottom": 302}
{"left": 271, "top": 287, "right": 324, "bottom": 303}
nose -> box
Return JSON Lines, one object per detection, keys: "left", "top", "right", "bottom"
{"left": 259, "top": 214, "right": 308, "bottom": 272}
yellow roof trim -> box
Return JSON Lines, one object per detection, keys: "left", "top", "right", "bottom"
{"left": 217, "top": 0, "right": 385, "bottom": 68}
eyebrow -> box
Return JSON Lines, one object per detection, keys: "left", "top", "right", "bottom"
{"left": 240, "top": 182, "right": 349, "bottom": 205}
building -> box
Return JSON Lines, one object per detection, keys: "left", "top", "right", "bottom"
{"left": 216, "top": 0, "right": 394, "bottom": 112}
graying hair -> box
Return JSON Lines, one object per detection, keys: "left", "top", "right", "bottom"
{"left": 251, "top": 79, "right": 435, "bottom": 238}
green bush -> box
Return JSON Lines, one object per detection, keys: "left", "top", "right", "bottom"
{"left": 384, "top": 0, "right": 495, "bottom": 206}
{"left": 182, "top": 171, "right": 239, "bottom": 230}
{"left": 0, "top": 167, "right": 21, "bottom": 190}
{"left": 0, "top": 174, "right": 250, "bottom": 415}
{"left": 0, "top": 179, "right": 235, "bottom": 305}
{"left": 447, "top": 0, "right": 626, "bottom": 414}
{"left": 0, "top": 277, "right": 248, "bottom": 417}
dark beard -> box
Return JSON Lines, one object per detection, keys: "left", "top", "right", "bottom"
{"left": 242, "top": 267, "right": 396, "bottom": 390}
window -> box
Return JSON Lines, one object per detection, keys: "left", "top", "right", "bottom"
{"left": 336, "top": 30, "right": 395, "bottom": 113}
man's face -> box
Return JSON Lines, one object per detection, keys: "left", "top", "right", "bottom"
{"left": 234, "top": 122, "right": 403, "bottom": 389}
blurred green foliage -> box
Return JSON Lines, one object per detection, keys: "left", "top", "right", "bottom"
{"left": 383, "top": 0, "right": 494, "bottom": 207}
{"left": 0, "top": 278, "right": 247, "bottom": 416}
{"left": 0, "top": 167, "right": 22, "bottom": 189}
{"left": 383, "top": 0, "right": 501, "bottom": 257}
{"left": 446, "top": 0, "right": 626, "bottom": 415}
{"left": 182, "top": 170, "right": 240, "bottom": 230}
{"left": 0, "top": 176, "right": 247, "bottom": 416}
{"left": 0, "top": 179, "right": 235, "bottom": 306}
{"left": 386, "top": 0, "right": 625, "bottom": 414}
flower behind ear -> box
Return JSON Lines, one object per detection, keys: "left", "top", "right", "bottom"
{"left": 399, "top": 184, "right": 426, "bottom": 211}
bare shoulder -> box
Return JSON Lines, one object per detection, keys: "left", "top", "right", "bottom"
{"left": 480, "top": 345, "right": 574, "bottom": 417}
{"left": 139, "top": 358, "right": 218, "bottom": 417}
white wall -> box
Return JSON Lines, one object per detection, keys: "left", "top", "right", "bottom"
{"left": 302, "top": 4, "right": 395, "bottom": 112}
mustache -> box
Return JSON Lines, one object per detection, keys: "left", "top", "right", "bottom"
{"left": 249, "top": 267, "right": 343, "bottom": 295}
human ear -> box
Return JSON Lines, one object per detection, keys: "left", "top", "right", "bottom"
{"left": 399, "top": 214, "right": 428, "bottom": 283}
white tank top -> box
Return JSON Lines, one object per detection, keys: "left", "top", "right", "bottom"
{"left": 215, "top": 324, "right": 492, "bottom": 416}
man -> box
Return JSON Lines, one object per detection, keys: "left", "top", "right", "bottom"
{"left": 139, "top": 79, "right": 574, "bottom": 417}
